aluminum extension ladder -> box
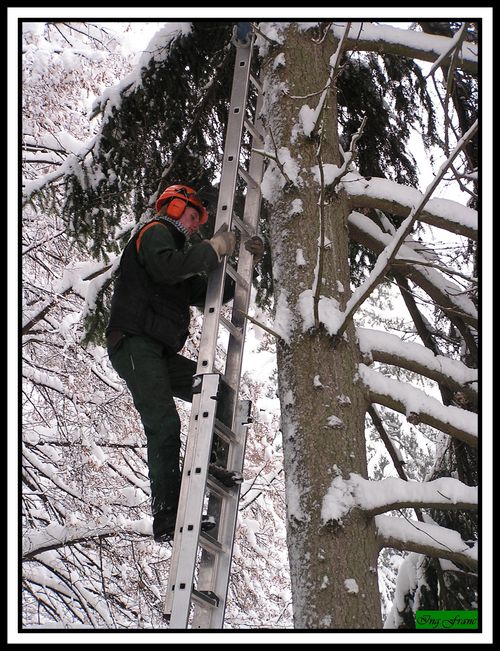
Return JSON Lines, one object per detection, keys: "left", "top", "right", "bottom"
{"left": 163, "top": 23, "right": 265, "bottom": 629}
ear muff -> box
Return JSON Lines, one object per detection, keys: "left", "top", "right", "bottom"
{"left": 156, "top": 184, "right": 209, "bottom": 225}
{"left": 166, "top": 197, "right": 187, "bottom": 219}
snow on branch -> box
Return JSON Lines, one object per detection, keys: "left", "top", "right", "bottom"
{"left": 348, "top": 211, "right": 478, "bottom": 330}
{"left": 322, "top": 473, "right": 477, "bottom": 522}
{"left": 23, "top": 519, "right": 151, "bottom": 559}
{"left": 357, "top": 328, "right": 478, "bottom": 401}
{"left": 357, "top": 364, "right": 477, "bottom": 447}
{"left": 341, "top": 171, "right": 477, "bottom": 241}
{"left": 334, "top": 120, "right": 478, "bottom": 339}
{"left": 23, "top": 566, "right": 75, "bottom": 600}
{"left": 22, "top": 254, "right": 122, "bottom": 336}
{"left": 23, "top": 24, "right": 191, "bottom": 205}
{"left": 22, "top": 365, "right": 74, "bottom": 400}
{"left": 89, "top": 23, "right": 192, "bottom": 122}
{"left": 23, "top": 523, "right": 117, "bottom": 559}
{"left": 330, "top": 22, "right": 478, "bottom": 75}
{"left": 375, "top": 514, "right": 477, "bottom": 571}
{"left": 23, "top": 139, "right": 98, "bottom": 205}
{"left": 22, "top": 446, "right": 100, "bottom": 507}
{"left": 310, "top": 118, "right": 367, "bottom": 192}
{"left": 426, "top": 21, "right": 470, "bottom": 78}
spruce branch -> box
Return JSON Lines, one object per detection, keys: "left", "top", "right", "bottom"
{"left": 154, "top": 39, "right": 234, "bottom": 201}
{"left": 425, "top": 21, "right": 470, "bottom": 80}
{"left": 22, "top": 260, "right": 116, "bottom": 336}
{"left": 395, "top": 257, "right": 477, "bottom": 284}
{"left": 444, "top": 24, "right": 470, "bottom": 156}
{"left": 367, "top": 407, "right": 408, "bottom": 479}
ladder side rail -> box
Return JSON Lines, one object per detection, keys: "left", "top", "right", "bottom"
{"left": 198, "top": 118, "right": 265, "bottom": 621}
{"left": 189, "top": 57, "right": 266, "bottom": 628}
{"left": 191, "top": 400, "right": 252, "bottom": 628}
{"left": 196, "top": 39, "right": 253, "bottom": 376}
{"left": 223, "top": 88, "right": 266, "bottom": 396}
{"left": 166, "top": 33, "right": 253, "bottom": 616}
{"left": 166, "top": 374, "right": 221, "bottom": 627}
{"left": 191, "top": 92, "right": 266, "bottom": 629}
{"left": 163, "top": 388, "right": 203, "bottom": 618}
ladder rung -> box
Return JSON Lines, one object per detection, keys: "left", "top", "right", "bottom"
{"left": 237, "top": 164, "right": 259, "bottom": 189}
{"left": 250, "top": 73, "right": 262, "bottom": 94}
{"left": 199, "top": 530, "right": 226, "bottom": 555}
{"left": 243, "top": 118, "right": 262, "bottom": 143}
{"left": 231, "top": 213, "right": 252, "bottom": 237}
{"left": 192, "top": 589, "right": 220, "bottom": 609}
{"left": 220, "top": 314, "right": 243, "bottom": 342}
{"left": 225, "top": 264, "right": 249, "bottom": 291}
{"left": 206, "top": 474, "right": 239, "bottom": 499}
{"left": 214, "top": 417, "right": 238, "bottom": 444}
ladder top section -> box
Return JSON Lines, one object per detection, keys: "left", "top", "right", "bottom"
{"left": 233, "top": 22, "right": 252, "bottom": 46}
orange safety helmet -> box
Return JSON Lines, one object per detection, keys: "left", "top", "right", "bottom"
{"left": 155, "top": 184, "right": 209, "bottom": 225}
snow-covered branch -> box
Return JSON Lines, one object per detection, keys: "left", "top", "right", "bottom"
{"left": 22, "top": 138, "right": 98, "bottom": 206}
{"left": 357, "top": 364, "right": 477, "bottom": 447}
{"left": 395, "top": 257, "right": 477, "bottom": 284}
{"left": 376, "top": 514, "right": 477, "bottom": 571}
{"left": 22, "top": 256, "right": 120, "bottom": 336}
{"left": 22, "top": 518, "right": 151, "bottom": 559}
{"left": 425, "top": 21, "right": 470, "bottom": 78}
{"left": 330, "top": 22, "right": 478, "bottom": 75}
{"left": 342, "top": 172, "right": 477, "bottom": 241}
{"left": 357, "top": 328, "right": 478, "bottom": 404}
{"left": 348, "top": 211, "right": 478, "bottom": 330}
{"left": 23, "top": 524, "right": 115, "bottom": 559}
{"left": 22, "top": 364, "right": 75, "bottom": 401}
{"left": 310, "top": 119, "right": 367, "bottom": 193}
{"left": 322, "top": 473, "right": 477, "bottom": 521}
{"left": 22, "top": 446, "right": 101, "bottom": 507}
{"left": 334, "top": 120, "right": 478, "bottom": 339}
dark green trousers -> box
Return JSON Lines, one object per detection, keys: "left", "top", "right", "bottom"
{"left": 108, "top": 334, "right": 196, "bottom": 516}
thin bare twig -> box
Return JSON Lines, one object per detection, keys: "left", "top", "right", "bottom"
{"left": 313, "top": 130, "right": 326, "bottom": 330}
{"left": 234, "top": 308, "right": 284, "bottom": 342}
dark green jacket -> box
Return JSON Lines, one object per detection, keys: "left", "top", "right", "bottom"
{"left": 107, "top": 219, "right": 224, "bottom": 353}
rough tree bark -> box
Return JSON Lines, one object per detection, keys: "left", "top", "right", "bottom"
{"left": 260, "top": 24, "right": 382, "bottom": 629}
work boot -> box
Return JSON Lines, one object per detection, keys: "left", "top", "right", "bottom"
{"left": 153, "top": 508, "right": 177, "bottom": 542}
{"left": 208, "top": 463, "right": 243, "bottom": 488}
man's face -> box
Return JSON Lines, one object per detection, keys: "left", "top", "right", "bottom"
{"left": 178, "top": 205, "right": 201, "bottom": 236}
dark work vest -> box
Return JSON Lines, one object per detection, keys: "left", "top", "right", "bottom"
{"left": 106, "top": 220, "right": 194, "bottom": 353}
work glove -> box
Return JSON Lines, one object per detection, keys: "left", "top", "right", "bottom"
{"left": 208, "top": 223, "right": 237, "bottom": 261}
{"left": 244, "top": 235, "right": 264, "bottom": 263}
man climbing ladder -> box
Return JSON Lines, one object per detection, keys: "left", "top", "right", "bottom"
{"left": 106, "top": 183, "right": 263, "bottom": 542}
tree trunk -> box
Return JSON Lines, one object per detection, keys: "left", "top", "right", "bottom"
{"left": 260, "top": 24, "right": 382, "bottom": 629}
